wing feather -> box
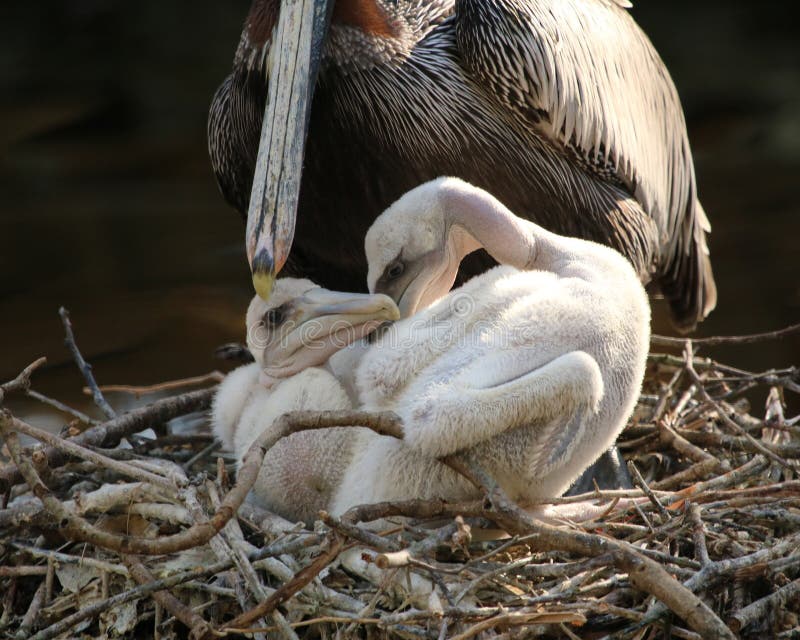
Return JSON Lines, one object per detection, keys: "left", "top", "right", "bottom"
{"left": 456, "top": 0, "right": 716, "bottom": 327}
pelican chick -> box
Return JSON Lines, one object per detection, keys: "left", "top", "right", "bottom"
{"left": 320, "top": 177, "right": 652, "bottom": 507}
{"left": 211, "top": 278, "right": 399, "bottom": 524}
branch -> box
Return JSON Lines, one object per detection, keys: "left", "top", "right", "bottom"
{"left": 87, "top": 371, "right": 224, "bottom": 398}
{"left": 684, "top": 351, "right": 794, "bottom": 469}
{"left": 0, "top": 387, "right": 215, "bottom": 492}
{"left": 652, "top": 322, "right": 800, "bottom": 347}
{"left": 728, "top": 577, "right": 800, "bottom": 633}
{"left": 216, "top": 534, "right": 345, "bottom": 636}
{"left": 123, "top": 557, "right": 213, "bottom": 640}
{"left": 0, "top": 357, "right": 47, "bottom": 405}
{"left": 1, "top": 411, "right": 182, "bottom": 493}
{"left": 339, "top": 456, "right": 736, "bottom": 640}
{"left": 59, "top": 307, "right": 116, "bottom": 419}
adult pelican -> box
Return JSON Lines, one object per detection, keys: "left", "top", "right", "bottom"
{"left": 209, "top": 0, "right": 716, "bottom": 330}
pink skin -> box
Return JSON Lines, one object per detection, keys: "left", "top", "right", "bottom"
{"left": 259, "top": 318, "right": 387, "bottom": 387}
{"left": 254, "top": 288, "right": 399, "bottom": 388}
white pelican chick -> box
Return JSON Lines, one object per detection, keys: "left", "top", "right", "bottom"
{"left": 211, "top": 278, "right": 399, "bottom": 524}
{"left": 324, "top": 177, "right": 653, "bottom": 508}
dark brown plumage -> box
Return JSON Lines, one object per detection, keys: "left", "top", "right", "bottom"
{"left": 209, "top": 0, "right": 716, "bottom": 330}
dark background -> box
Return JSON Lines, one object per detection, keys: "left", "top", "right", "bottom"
{"left": 1, "top": 1, "right": 798, "bottom": 425}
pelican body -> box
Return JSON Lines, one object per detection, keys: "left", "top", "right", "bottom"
{"left": 213, "top": 175, "right": 650, "bottom": 521}
{"left": 344, "top": 178, "right": 651, "bottom": 507}
{"left": 210, "top": 0, "right": 715, "bottom": 329}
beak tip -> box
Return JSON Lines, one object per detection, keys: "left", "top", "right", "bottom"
{"left": 252, "top": 271, "right": 275, "bottom": 301}
{"left": 252, "top": 250, "right": 276, "bottom": 300}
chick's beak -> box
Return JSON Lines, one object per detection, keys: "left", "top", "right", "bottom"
{"left": 262, "top": 289, "right": 400, "bottom": 378}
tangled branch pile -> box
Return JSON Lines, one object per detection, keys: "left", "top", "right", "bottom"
{"left": 1, "top": 314, "right": 799, "bottom": 639}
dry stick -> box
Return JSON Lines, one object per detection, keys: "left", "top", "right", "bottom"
{"left": 375, "top": 521, "right": 462, "bottom": 569}
{"left": 450, "top": 459, "right": 736, "bottom": 640}
{"left": 659, "top": 456, "right": 770, "bottom": 497}
{"left": 679, "top": 430, "right": 800, "bottom": 458}
{"left": 44, "top": 558, "right": 54, "bottom": 606}
{"left": 728, "top": 577, "right": 800, "bottom": 633}
{"left": 329, "top": 467, "right": 734, "bottom": 638}
{"left": 182, "top": 441, "right": 220, "bottom": 472}
{"left": 0, "top": 566, "right": 48, "bottom": 577}
{"left": 448, "top": 610, "right": 587, "bottom": 640}
{"left": 216, "top": 534, "right": 346, "bottom": 637}
{"left": 688, "top": 503, "right": 711, "bottom": 566}
{"left": 201, "top": 480, "right": 288, "bottom": 640}
{"left": 123, "top": 557, "right": 213, "bottom": 640}
{"left": 625, "top": 532, "right": 800, "bottom": 636}
{"left": 28, "top": 536, "right": 318, "bottom": 640}
{"left": 0, "top": 497, "right": 51, "bottom": 529}
{"left": 1, "top": 427, "right": 213, "bottom": 555}
{"left": 26, "top": 389, "right": 98, "bottom": 425}
{"left": 0, "top": 387, "right": 215, "bottom": 491}
{"left": 627, "top": 461, "right": 670, "bottom": 520}
{"left": 16, "top": 580, "right": 46, "bottom": 640}
{"left": 0, "top": 357, "right": 47, "bottom": 404}
{"left": 684, "top": 359, "right": 794, "bottom": 470}
{"left": 660, "top": 424, "right": 727, "bottom": 465}
{"left": 13, "top": 543, "right": 128, "bottom": 576}
{"left": 3, "top": 410, "right": 402, "bottom": 558}
{"left": 651, "top": 322, "right": 800, "bottom": 347}
{"left": 58, "top": 307, "right": 116, "bottom": 419}
{"left": 320, "top": 511, "right": 399, "bottom": 552}
{"left": 1, "top": 411, "right": 181, "bottom": 494}
{"left": 683, "top": 340, "right": 793, "bottom": 470}
{"left": 88, "top": 371, "right": 224, "bottom": 398}
{"left": 210, "top": 410, "right": 456, "bottom": 638}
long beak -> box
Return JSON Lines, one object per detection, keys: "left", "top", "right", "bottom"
{"left": 247, "top": 0, "right": 335, "bottom": 300}
{"left": 263, "top": 289, "right": 399, "bottom": 379}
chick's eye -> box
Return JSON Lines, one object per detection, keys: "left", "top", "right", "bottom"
{"left": 387, "top": 261, "right": 405, "bottom": 280}
{"left": 264, "top": 305, "right": 286, "bottom": 327}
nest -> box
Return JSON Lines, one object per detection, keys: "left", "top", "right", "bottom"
{"left": 1, "top": 310, "right": 799, "bottom": 640}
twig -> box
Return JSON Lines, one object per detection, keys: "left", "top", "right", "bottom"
{"left": 182, "top": 441, "right": 220, "bottom": 472}
{"left": 26, "top": 548, "right": 299, "bottom": 640}
{"left": 216, "top": 533, "right": 346, "bottom": 636}
{"left": 0, "top": 566, "right": 48, "bottom": 577}
{"left": 685, "top": 357, "right": 794, "bottom": 469}
{"left": 1, "top": 411, "right": 181, "bottom": 493}
{"left": 16, "top": 580, "right": 46, "bottom": 639}
{"left": 728, "top": 577, "right": 800, "bottom": 633}
{"left": 652, "top": 322, "right": 800, "bottom": 347}
{"left": 627, "top": 532, "right": 800, "bottom": 634}
{"left": 87, "top": 371, "right": 224, "bottom": 398}
{"left": 688, "top": 503, "right": 711, "bottom": 566}
{"left": 448, "top": 610, "right": 586, "bottom": 640}
{"left": 59, "top": 307, "right": 116, "bottom": 419}
{"left": 0, "top": 357, "right": 47, "bottom": 405}
{"left": 320, "top": 511, "right": 399, "bottom": 552}
{"left": 123, "top": 557, "right": 213, "bottom": 640}
{"left": 0, "top": 387, "right": 215, "bottom": 491}
{"left": 25, "top": 389, "right": 98, "bottom": 425}
{"left": 376, "top": 522, "right": 462, "bottom": 569}
{"left": 14, "top": 543, "right": 128, "bottom": 576}
{"left": 450, "top": 458, "right": 737, "bottom": 640}
{"left": 2, "top": 410, "right": 406, "bottom": 557}
{"left": 627, "top": 461, "right": 670, "bottom": 520}
{"left": 660, "top": 422, "right": 721, "bottom": 466}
